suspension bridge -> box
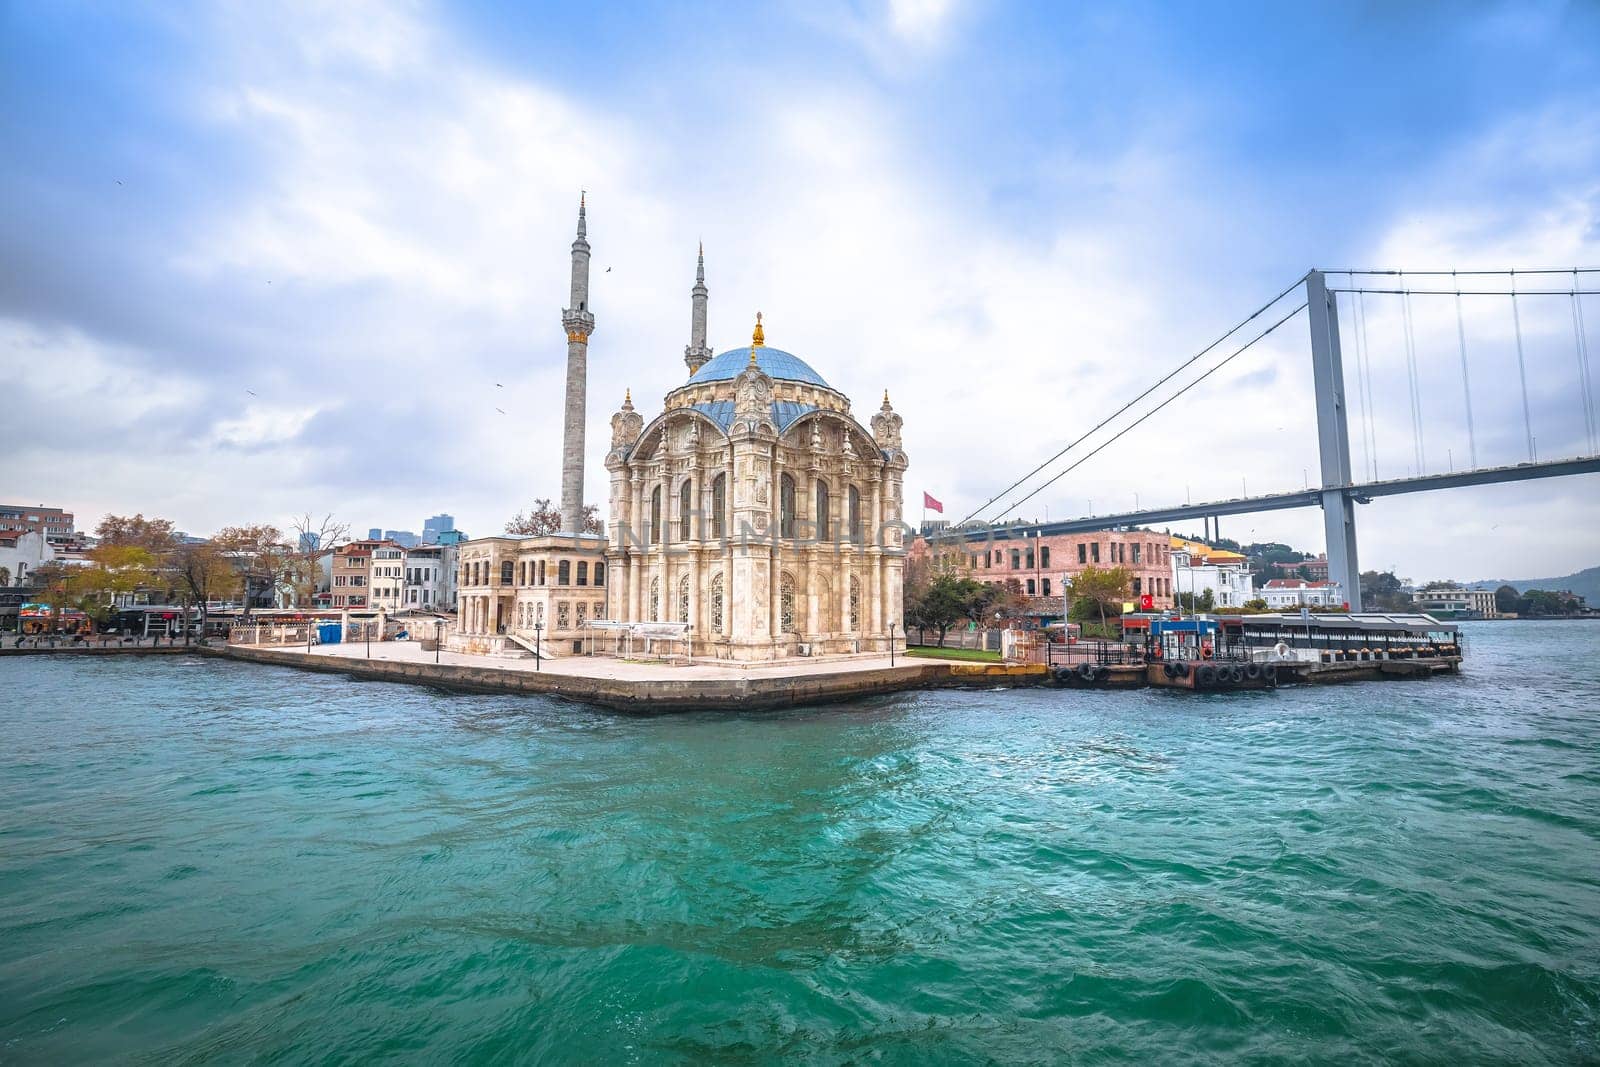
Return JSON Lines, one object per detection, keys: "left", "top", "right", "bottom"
{"left": 952, "top": 267, "right": 1600, "bottom": 611}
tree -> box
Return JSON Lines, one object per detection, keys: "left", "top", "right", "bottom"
{"left": 903, "top": 572, "right": 1002, "bottom": 647}
{"left": 1243, "top": 597, "right": 1268, "bottom": 613}
{"left": 173, "top": 541, "right": 241, "bottom": 636}
{"left": 95, "top": 514, "right": 179, "bottom": 554}
{"left": 0, "top": 565, "right": 9, "bottom": 587}
{"left": 1175, "top": 588, "right": 1216, "bottom": 612}
{"left": 214, "top": 524, "right": 292, "bottom": 609}
{"left": 1067, "top": 565, "right": 1131, "bottom": 630}
{"left": 77, "top": 543, "right": 160, "bottom": 621}
{"left": 506, "top": 499, "right": 604, "bottom": 536}
{"left": 1494, "top": 584, "right": 1522, "bottom": 614}
{"left": 1360, "top": 570, "right": 1413, "bottom": 612}
{"left": 288, "top": 513, "right": 349, "bottom": 607}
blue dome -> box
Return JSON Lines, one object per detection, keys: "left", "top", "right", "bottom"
{"left": 688, "top": 347, "right": 830, "bottom": 388}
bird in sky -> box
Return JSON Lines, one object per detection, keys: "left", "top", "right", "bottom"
{"left": 115, "top": 179, "right": 123, "bottom": 186}
{"left": 495, "top": 407, "right": 506, "bottom": 415}
{"left": 495, "top": 382, "right": 503, "bottom": 387}
{"left": 246, "top": 390, "right": 257, "bottom": 396}
{"left": 605, "top": 266, "right": 612, "bottom": 272}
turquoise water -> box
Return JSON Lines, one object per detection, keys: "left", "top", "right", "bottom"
{"left": 3, "top": 623, "right": 1598, "bottom": 1064}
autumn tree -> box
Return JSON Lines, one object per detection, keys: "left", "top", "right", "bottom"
{"left": 173, "top": 541, "right": 242, "bottom": 636}
{"left": 214, "top": 524, "right": 293, "bottom": 609}
{"left": 506, "top": 499, "right": 603, "bottom": 536}
{"left": 78, "top": 543, "right": 161, "bottom": 620}
{"left": 95, "top": 514, "right": 180, "bottom": 554}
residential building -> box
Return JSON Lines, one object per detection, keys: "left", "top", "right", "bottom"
{"left": 1170, "top": 536, "right": 1255, "bottom": 608}
{"left": 1412, "top": 585, "right": 1499, "bottom": 618}
{"left": 0, "top": 504, "right": 75, "bottom": 543}
{"left": 0, "top": 530, "right": 52, "bottom": 586}
{"left": 369, "top": 543, "right": 405, "bottom": 611}
{"left": 1259, "top": 578, "right": 1345, "bottom": 609}
{"left": 422, "top": 514, "right": 455, "bottom": 544}
{"left": 329, "top": 539, "right": 381, "bottom": 609}
{"left": 403, "top": 544, "right": 448, "bottom": 609}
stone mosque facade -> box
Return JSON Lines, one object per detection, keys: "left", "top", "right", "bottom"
{"left": 452, "top": 199, "right": 907, "bottom": 661}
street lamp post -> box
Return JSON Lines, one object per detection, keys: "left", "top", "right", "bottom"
{"left": 889, "top": 621, "right": 896, "bottom": 667}
{"left": 434, "top": 619, "right": 443, "bottom": 663}
{"left": 366, "top": 617, "right": 371, "bottom": 659}
{"left": 533, "top": 621, "right": 543, "bottom": 671}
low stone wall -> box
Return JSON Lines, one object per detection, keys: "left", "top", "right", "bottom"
{"left": 0, "top": 642, "right": 198, "bottom": 656}
{"left": 218, "top": 645, "right": 1032, "bottom": 712}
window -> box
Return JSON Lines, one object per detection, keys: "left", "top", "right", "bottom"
{"left": 848, "top": 485, "right": 862, "bottom": 543}
{"left": 711, "top": 473, "right": 726, "bottom": 539}
{"left": 780, "top": 572, "right": 795, "bottom": 632}
{"left": 1132, "top": 544, "right": 1141, "bottom": 565}
{"left": 1133, "top": 577, "right": 1143, "bottom": 595}
{"left": 1010, "top": 549, "right": 1020, "bottom": 569}
{"left": 501, "top": 561, "right": 514, "bottom": 584}
{"left": 558, "top": 560, "right": 571, "bottom": 585}
{"left": 539, "top": 560, "right": 547, "bottom": 585}
{"left": 1090, "top": 543, "right": 1100, "bottom": 563}
{"left": 651, "top": 486, "right": 662, "bottom": 545}
{"left": 711, "top": 572, "right": 724, "bottom": 631}
{"left": 594, "top": 562, "right": 605, "bottom": 586}
{"left": 1078, "top": 543, "right": 1087, "bottom": 564}
{"left": 780, "top": 475, "right": 796, "bottom": 538}
{"left": 576, "top": 601, "right": 587, "bottom": 626}
{"left": 848, "top": 576, "right": 861, "bottom": 631}
{"left": 679, "top": 479, "right": 692, "bottom": 539}
{"left": 816, "top": 481, "right": 830, "bottom": 538}
{"left": 650, "top": 576, "right": 661, "bottom": 621}
{"left": 1041, "top": 546, "right": 1050, "bottom": 568}
{"left": 577, "top": 561, "right": 589, "bottom": 586}
{"left": 1042, "top": 578, "right": 1052, "bottom": 596}
{"left": 678, "top": 573, "right": 690, "bottom": 623}
{"left": 1026, "top": 548, "right": 1035, "bottom": 569}
{"left": 557, "top": 601, "right": 571, "bottom": 630}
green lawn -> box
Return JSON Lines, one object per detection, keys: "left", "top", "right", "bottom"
{"left": 904, "top": 646, "right": 1002, "bottom": 663}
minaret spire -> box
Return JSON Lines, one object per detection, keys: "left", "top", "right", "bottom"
{"left": 560, "top": 192, "right": 596, "bottom": 535}
{"left": 684, "top": 241, "right": 711, "bottom": 376}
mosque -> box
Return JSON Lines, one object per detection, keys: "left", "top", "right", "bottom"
{"left": 452, "top": 198, "right": 908, "bottom": 661}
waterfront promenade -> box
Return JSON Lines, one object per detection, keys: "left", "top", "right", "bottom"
{"left": 222, "top": 640, "right": 1045, "bottom": 711}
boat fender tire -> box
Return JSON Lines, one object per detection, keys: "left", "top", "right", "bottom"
{"left": 1052, "top": 666, "right": 1073, "bottom": 683}
{"left": 1092, "top": 665, "right": 1109, "bottom": 682}
{"left": 1244, "top": 662, "right": 1263, "bottom": 681}
{"left": 1163, "top": 662, "right": 1178, "bottom": 679}
{"left": 1077, "top": 663, "right": 1096, "bottom": 683}
{"left": 1196, "top": 665, "right": 1216, "bottom": 686}
{"left": 1171, "top": 661, "right": 1190, "bottom": 679}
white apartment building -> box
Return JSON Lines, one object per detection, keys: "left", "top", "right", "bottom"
{"left": 369, "top": 544, "right": 405, "bottom": 612}
{"left": 403, "top": 545, "right": 449, "bottom": 610}
{"left": 1259, "top": 578, "right": 1345, "bottom": 609}
{"left": 1412, "top": 585, "right": 1499, "bottom": 617}
{"left": 1169, "top": 537, "right": 1255, "bottom": 608}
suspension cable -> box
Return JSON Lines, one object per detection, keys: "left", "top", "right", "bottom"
{"left": 1345, "top": 272, "right": 1378, "bottom": 482}
{"left": 1510, "top": 273, "right": 1536, "bottom": 461}
{"left": 1357, "top": 289, "right": 1379, "bottom": 480}
{"left": 990, "top": 302, "right": 1309, "bottom": 521}
{"left": 1453, "top": 284, "right": 1478, "bottom": 469}
{"left": 1336, "top": 267, "right": 1600, "bottom": 276}
{"left": 950, "top": 271, "right": 1311, "bottom": 529}
{"left": 1330, "top": 286, "right": 1600, "bottom": 296}
{"left": 1573, "top": 270, "right": 1597, "bottom": 455}
{"left": 1400, "top": 281, "right": 1426, "bottom": 475}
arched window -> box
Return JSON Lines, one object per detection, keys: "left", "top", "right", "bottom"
{"left": 538, "top": 560, "right": 546, "bottom": 585}
{"left": 650, "top": 576, "right": 661, "bottom": 621}
{"left": 650, "top": 486, "right": 662, "bottom": 545}
{"left": 679, "top": 479, "right": 692, "bottom": 539}
{"left": 780, "top": 572, "right": 796, "bottom": 632}
{"left": 558, "top": 559, "right": 571, "bottom": 585}
{"left": 711, "top": 473, "right": 726, "bottom": 539}
{"left": 710, "top": 572, "right": 724, "bottom": 631}
{"left": 849, "top": 575, "right": 861, "bottom": 632}
{"left": 678, "top": 573, "right": 690, "bottom": 623}
{"left": 594, "top": 562, "right": 605, "bottom": 587}
{"left": 501, "top": 561, "right": 514, "bottom": 584}
{"left": 848, "top": 485, "right": 862, "bottom": 543}
{"left": 816, "top": 481, "right": 831, "bottom": 540}
{"left": 577, "top": 561, "right": 589, "bottom": 586}
{"left": 780, "top": 475, "right": 796, "bottom": 538}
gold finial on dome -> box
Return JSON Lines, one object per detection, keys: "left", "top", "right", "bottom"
{"left": 883, "top": 389, "right": 891, "bottom": 406}
{"left": 751, "top": 311, "right": 765, "bottom": 350}
{"left": 624, "top": 387, "right": 632, "bottom": 405}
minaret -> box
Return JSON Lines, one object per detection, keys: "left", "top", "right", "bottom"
{"left": 684, "top": 242, "right": 711, "bottom": 375}
{"left": 560, "top": 193, "right": 595, "bottom": 535}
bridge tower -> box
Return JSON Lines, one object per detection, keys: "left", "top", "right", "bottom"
{"left": 1306, "top": 270, "right": 1362, "bottom": 610}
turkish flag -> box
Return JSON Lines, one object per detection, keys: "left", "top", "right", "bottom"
{"left": 923, "top": 492, "right": 943, "bottom": 513}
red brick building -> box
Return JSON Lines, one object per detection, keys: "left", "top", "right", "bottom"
{"left": 0, "top": 504, "right": 75, "bottom": 543}
{"left": 914, "top": 529, "right": 1176, "bottom": 607}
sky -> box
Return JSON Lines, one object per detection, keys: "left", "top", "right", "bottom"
{"left": 4, "top": 0, "right": 1599, "bottom": 583}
